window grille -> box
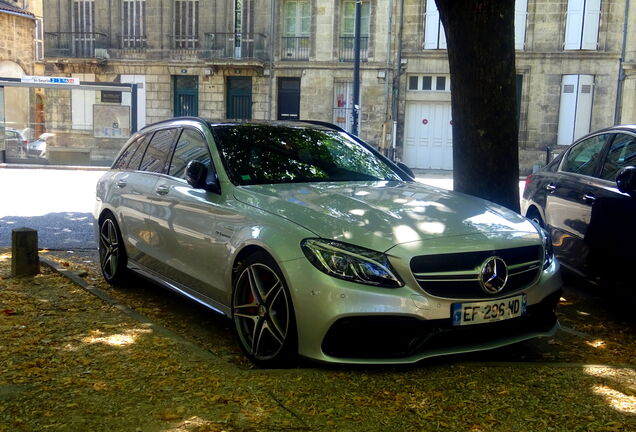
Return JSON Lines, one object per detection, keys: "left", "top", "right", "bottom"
{"left": 122, "top": 0, "right": 146, "bottom": 48}
{"left": 72, "top": 0, "right": 95, "bottom": 57}
{"left": 174, "top": 0, "right": 199, "bottom": 49}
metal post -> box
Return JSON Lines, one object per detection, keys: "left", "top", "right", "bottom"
{"left": 131, "top": 83, "right": 138, "bottom": 132}
{"left": 352, "top": 0, "right": 362, "bottom": 136}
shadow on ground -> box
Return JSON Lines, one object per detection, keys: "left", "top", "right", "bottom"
{"left": 0, "top": 212, "right": 95, "bottom": 250}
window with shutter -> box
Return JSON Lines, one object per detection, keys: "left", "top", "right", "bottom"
{"left": 174, "top": 0, "right": 199, "bottom": 49}
{"left": 514, "top": 0, "right": 528, "bottom": 50}
{"left": 557, "top": 74, "right": 595, "bottom": 145}
{"left": 564, "top": 0, "right": 601, "bottom": 50}
{"left": 423, "top": 0, "right": 446, "bottom": 50}
{"left": 122, "top": 0, "right": 146, "bottom": 48}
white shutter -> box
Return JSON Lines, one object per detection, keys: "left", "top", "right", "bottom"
{"left": 514, "top": 0, "right": 528, "bottom": 50}
{"left": 71, "top": 73, "right": 95, "bottom": 130}
{"left": 573, "top": 74, "right": 594, "bottom": 140}
{"left": 439, "top": 21, "right": 447, "bottom": 49}
{"left": 424, "top": 0, "right": 441, "bottom": 49}
{"left": 121, "top": 75, "right": 146, "bottom": 129}
{"left": 557, "top": 75, "right": 579, "bottom": 145}
{"left": 564, "top": 0, "right": 584, "bottom": 50}
{"left": 581, "top": 0, "right": 601, "bottom": 50}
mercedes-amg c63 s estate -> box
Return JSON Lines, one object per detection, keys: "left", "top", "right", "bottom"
{"left": 95, "top": 118, "right": 562, "bottom": 366}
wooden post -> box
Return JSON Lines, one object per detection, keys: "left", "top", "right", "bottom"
{"left": 11, "top": 228, "right": 39, "bottom": 277}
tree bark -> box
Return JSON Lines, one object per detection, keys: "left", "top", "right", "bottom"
{"left": 436, "top": 0, "right": 520, "bottom": 212}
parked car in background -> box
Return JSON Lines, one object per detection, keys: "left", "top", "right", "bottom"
{"left": 95, "top": 117, "right": 561, "bottom": 366}
{"left": 27, "top": 132, "right": 53, "bottom": 158}
{"left": 5, "top": 127, "right": 29, "bottom": 157}
{"left": 522, "top": 125, "right": 636, "bottom": 288}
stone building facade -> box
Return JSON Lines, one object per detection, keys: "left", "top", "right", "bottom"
{"left": 36, "top": 0, "right": 636, "bottom": 171}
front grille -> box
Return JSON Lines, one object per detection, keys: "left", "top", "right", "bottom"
{"left": 321, "top": 289, "right": 561, "bottom": 359}
{"left": 410, "top": 245, "right": 543, "bottom": 299}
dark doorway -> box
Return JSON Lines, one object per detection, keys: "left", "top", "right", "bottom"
{"left": 227, "top": 77, "right": 252, "bottom": 119}
{"left": 173, "top": 76, "right": 198, "bottom": 117}
{"left": 277, "top": 77, "right": 301, "bottom": 120}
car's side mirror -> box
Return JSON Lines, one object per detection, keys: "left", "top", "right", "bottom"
{"left": 616, "top": 166, "right": 636, "bottom": 197}
{"left": 185, "top": 160, "right": 221, "bottom": 194}
{"left": 396, "top": 162, "right": 415, "bottom": 180}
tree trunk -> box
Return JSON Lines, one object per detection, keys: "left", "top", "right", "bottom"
{"left": 436, "top": 0, "right": 520, "bottom": 212}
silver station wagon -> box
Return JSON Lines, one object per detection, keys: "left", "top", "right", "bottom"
{"left": 95, "top": 118, "right": 562, "bottom": 366}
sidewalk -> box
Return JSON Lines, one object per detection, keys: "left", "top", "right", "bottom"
{"left": 1, "top": 249, "right": 635, "bottom": 432}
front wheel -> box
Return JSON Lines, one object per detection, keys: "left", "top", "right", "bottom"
{"left": 232, "top": 252, "right": 297, "bottom": 367}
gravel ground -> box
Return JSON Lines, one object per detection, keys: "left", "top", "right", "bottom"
{"left": 1, "top": 249, "right": 635, "bottom": 431}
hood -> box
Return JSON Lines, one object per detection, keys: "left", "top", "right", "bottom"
{"left": 233, "top": 181, "right": 537, "bottom": 252}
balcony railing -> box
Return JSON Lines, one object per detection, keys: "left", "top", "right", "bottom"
{"left": 44, "top": 32, "right": 109, "bottom": 58}
{"left": 280, "top": 36, "right": 309, "bottom": 61}
{"left": 44, "top": 31, "right": 268, "bottom": 62}
{"left": 338, "top": 36, "right": 369, "bottom": 62}
{"left": 202, "top": 33, "right": 268, "bottom": 61}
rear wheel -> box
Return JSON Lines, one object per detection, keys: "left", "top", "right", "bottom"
{"left": 232, "top": 252, "right": 297, "bottom": 367}
{"left": 98, "top": 213, "right": 129, "bottom": 285}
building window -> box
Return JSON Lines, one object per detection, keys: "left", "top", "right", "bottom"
{"left": 34, "top": 18, "right": 44, "bottom": 60}
{"left": 333, "top": 80, "right": 360, "bottom": 133}
{"left": 339, "top": 0, "right": 369, "bottom": 62}
{"left": 564, "top": 0, "right": 601, "bottom": 50}
{"left": 122, "top": 0, "right": 146, "bottom": 48}
{"left": 515, "top": 0, "right": 528, "bottom": 50}
{"left": 424, "top": 0, "right": 527, "bottom": 50}
{"left": 557, "top": 74, "right": 594, "bottom": 145}
{"left": 282, "top": 0, "right": 310, "bottom": 60}
{"left": 423, "top": 0, "right": 446, "bottom": 50}
{"left": 72, "top": 0, "right": 95, "bottom": 57}
{"left": 407, "top": 75, "right": 450, "bottom": 92}
{"left": 174, "top": 0, "right": 199, "bottom": 49}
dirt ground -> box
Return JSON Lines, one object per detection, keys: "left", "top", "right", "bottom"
{"left": 1, "top": 249, "right": 635, "bottom": 432}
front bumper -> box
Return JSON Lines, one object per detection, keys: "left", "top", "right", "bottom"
{"left": 281, "top": 257, "right": 562, "bottom": 364}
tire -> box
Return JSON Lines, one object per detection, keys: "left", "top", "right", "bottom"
{"left": 232, "top": 251, "right": 298, "bottom": 367}
{"left": 98, "top": 213, "right": 129, "bottom": 285}
{"left": 526, "top": 207, "right": 545, "bottom": 228}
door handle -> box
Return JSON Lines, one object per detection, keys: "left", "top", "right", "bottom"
{"left": 116, "top": 180, "right": 127, "bottom": 188}
{"left": 582, "top": 193, "right": 596, "bottom": 203}
{"left": 155, "top": 185, "right": 170, "bottom": 196}
{"left": 545, "top": 183, "right": 556, "bottom": 192}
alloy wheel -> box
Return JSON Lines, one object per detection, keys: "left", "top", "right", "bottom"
{"left": 233, "top": 262, "right": 291, "bottom": 362}
{"left": 99, "top": 218, "right": 120, "bottom": 280}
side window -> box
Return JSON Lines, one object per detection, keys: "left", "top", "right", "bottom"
{"left": 601, "top": 134, "right": 636, "bottom": 181}
{"left": 561, "top": 134, "right": 608, "bottom": 177}
{"left": 112, "top": 134, "right": 146, "bottom": 169}
{"left": 140, "top": 128, "right": 179, "bottom": 173}
{"left": 169, "top": 128, "right": 212, "bottom": 179}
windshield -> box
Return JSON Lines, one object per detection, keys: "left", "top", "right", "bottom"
{"left": 212, "top": 124, "right": 403, "bottom": 185}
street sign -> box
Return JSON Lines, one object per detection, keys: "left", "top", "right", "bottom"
{"left": 21, "top": 76, "right": 80, "bottom": 85}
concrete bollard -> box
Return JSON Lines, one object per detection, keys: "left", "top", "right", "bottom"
{"left": 11, "top": 228, "right": 40, "bottom": 277}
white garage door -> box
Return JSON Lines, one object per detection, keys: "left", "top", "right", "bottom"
{"left": 403, "top": 102, "right": 453, "bottom": 170}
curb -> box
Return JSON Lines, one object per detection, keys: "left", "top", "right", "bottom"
{"left": 39, "top": 256, "right": 219, "bottom": 361}
{"left": 0, "top": 163, "right": 109, "bottom": 171}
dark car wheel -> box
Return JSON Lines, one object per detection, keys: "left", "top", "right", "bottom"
{"left": 232, "top": 252, "right": 297, "bottom": 367}
{"left": 98, "top": 213, "right": 129, "bottom": 285}
{"left": 526, "top": 207, "right": 545, "bottom": 228}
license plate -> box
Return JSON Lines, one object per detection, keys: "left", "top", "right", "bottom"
{"left": 452, "top": 295, "right": 526, "bottom": 326}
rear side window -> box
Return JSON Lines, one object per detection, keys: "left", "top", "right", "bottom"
{"left": 600, "top": 133, "right": 636, "bottom": 181}
{"left": 169, "top": 128, "right": 212, "bottom": 179}
{"left": 561, "top": 134, "right": 609, "bottom": 177}
{"left": 139, "top": 128, "right": 179, "bottom": 173}
{"left": 112, "top": 134, "right": 147, "bottom": 169}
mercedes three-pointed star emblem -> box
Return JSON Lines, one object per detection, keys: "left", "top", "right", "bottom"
{"left": 479, "top": 257, "right": 509, "bottom": 294}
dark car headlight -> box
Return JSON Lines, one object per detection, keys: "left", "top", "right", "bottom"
{"left": 301, "top": 239, "right": 403, "bottom": 288}
{"left": 540, "top": 228, "right": 554, "bottom": 270}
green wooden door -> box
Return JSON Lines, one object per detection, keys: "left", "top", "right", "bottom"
{"left": 227, "top": 77, "right": 252, "bottom": 119}
{"left": 173, "top": 76, "right": 198, "bottom": 117}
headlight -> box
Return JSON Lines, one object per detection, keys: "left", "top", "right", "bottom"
{"left": 540, "top": 228, "right": 554, "bottom": 270}
{"left": 301, "top": 238, "right": 403, "bottom": 288}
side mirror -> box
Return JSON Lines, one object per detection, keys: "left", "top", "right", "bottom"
{"left": 616, "top": 166, "right": 636, "bottom": 197}
{"left": 396, "top": 162, "right": 415, "bottom": 180}
{"left": 185, "top": 160, "right": 221, "bottom": 194}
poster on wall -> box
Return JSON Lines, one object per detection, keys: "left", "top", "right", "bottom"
{"left": 93, "top": 104, "right": 130, "bottom": 138}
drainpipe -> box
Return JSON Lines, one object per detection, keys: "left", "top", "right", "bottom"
{"left": 268, "top": 0, "right": 275, "bottom": 120}
{"left": 614, "top": 0, "right": 630, "bottom": 125}
{"left": 383, "top": 0, "right": 394, "bottom": 150}
{"left": 390, "top": 0, "right": 405, "bottom": 160}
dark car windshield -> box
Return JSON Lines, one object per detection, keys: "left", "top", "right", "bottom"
{"left": 212, "top": 124, "right": 402, "bottom": 185}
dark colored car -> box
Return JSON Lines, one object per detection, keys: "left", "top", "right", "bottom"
{"left": 522, "top": 125, "right": 636, "bottom": 287}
